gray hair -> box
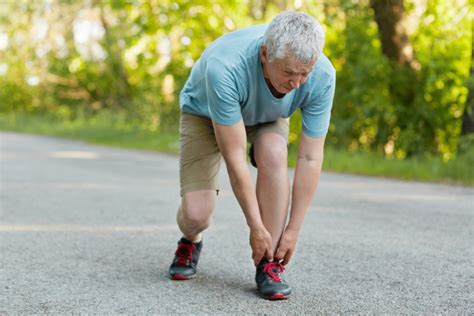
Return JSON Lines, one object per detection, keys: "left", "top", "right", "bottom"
{"left": 263, "top": 11, "right": 325, "bottom": 63}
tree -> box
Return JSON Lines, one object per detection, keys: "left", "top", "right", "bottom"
{"left": 370, "top": 0, "right": 420, "bottom": 105}
{"left": 461, "top": 20, "right": 474, "bottom": 135}
{"left": 370, "top": 0, "right": 418, "bottom": 69}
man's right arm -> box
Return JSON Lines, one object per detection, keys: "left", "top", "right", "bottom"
{"left": 212, "top": 119, "right": 273, "bottom": 265}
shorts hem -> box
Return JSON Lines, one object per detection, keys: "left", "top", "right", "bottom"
{"left": 181, "top": 181, "right": 219, "bottom": 197}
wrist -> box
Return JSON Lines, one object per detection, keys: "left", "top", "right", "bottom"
{"left": 285, "top": 222, "right": 301, "bottom": 233}
{"left": 247, "top": 217, "right": 264, "bottom": 231}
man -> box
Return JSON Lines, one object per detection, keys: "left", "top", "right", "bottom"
{"left": 168, "top": 11, "right": 335, "bottom": 300}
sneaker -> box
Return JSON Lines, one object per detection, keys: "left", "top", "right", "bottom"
{"left": 255, "top": 259, "right": 292, "bottom": 300}
{"left": 169, "top": 237, "right": 202, "bottom": 280}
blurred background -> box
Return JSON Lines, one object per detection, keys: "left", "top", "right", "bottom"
{"left": 0, "top": 0, "right": 472, "bottom": 184}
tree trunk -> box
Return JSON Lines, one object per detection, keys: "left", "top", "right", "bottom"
{"left": 370, "top": 0, "right": 419, "bottom": 70}
{"left": 461, "top": 20, "right": 474, "bottom": 135}
{"left": 371, "top": 0, "right": 420, "bottom": 106}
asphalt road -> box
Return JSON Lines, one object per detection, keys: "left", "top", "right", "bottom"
{"left": 1, "top": 131, "right": 473, "bottom": 314}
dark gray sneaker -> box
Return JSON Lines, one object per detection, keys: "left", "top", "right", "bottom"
{"left": 169, "top": 238, "right": 202, "bottom": 280}
{"left": 255, "top": 259, "right": 292, "bottom": 300}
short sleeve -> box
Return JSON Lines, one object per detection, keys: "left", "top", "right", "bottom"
{"left": 301, "top": 74, "right": 336, "bottom": 138}
{"left": 205, "top": 59, "right": 242, "bottom": 125}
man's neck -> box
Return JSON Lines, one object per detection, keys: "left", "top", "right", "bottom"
{"left": 261, "top": 61, "right": 285, "bottom": 98}
{"left": 264, "top": 77, "right": 285, "bottom": 98}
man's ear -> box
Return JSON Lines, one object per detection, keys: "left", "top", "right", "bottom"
{"left": 260, "top": 45, "right": 268, "bottom": 63}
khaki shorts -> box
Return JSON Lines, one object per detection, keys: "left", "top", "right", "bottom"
{"left": 179, "top": 112, "right": 289, "bottom": 196}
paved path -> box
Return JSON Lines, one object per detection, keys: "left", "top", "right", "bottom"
{"left": 1, "top": 132, "right": 473, "bottom": 314}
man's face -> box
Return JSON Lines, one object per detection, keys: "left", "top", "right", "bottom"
{"left": 260, "top": 46, "right": 316, "bottom": 94}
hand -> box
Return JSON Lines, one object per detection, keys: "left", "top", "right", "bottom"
{"left": 249, "top": 225, "right": 273, "bottom": 266}
{"left": 275, "top": 226, "right": 299, "bottom": 265}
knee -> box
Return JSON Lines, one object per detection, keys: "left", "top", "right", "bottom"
{"left": 255, "top": 142, "right": 287, "bottom": 172}
{"left": 180, "top": 202, "right": 212, "bottom": 230}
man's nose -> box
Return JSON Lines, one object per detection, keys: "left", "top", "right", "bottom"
{"left": 289, "top": 79, "right": 301, "bottom": 89}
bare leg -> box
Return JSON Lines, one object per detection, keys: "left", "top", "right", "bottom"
{"left": 253, "top": 133, "right": 290, "bottom": 254}
{"left": 177, "top": 190, "right": 216, "bottom": 242}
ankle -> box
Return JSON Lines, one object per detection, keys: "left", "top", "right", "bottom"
{"left": 183, "top": 234, "right": 202, "bottom": 244}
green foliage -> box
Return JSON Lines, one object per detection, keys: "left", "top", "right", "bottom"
{"left": 324, "top": 3, "right": 393, "bottom": 154}
{"left": 411, "top": 0, "right": 471, "bottom": 160}
{"left": 2, "top": 111, "right": 471, "bottom": 185}
{"left": 313, "top": 0, "right": 471, "bottom": 161}
{"left": 0, "top": 0, "right": 472, "bottom": 166}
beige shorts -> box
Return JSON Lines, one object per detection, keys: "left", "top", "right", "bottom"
{"left": 179, "top": 112, "right": 289, "bottom": 196}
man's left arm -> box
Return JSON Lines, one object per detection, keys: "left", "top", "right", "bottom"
{"left": 276, "top": 133, "right": 325, "bottom": 264}
{"left": 276, "top": 63, "right": 335, "bottom": 264}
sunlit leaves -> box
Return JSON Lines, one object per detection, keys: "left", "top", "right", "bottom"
{"left": 0, "top": 0, "right": 471, "bottom": 159}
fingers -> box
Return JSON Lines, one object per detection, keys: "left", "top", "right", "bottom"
{"left": 276, "top": 245, "right": 293, "bottom": 265}
{"left": 276, "top": 248, "right": 287, "bottom": 264}
{"left": 253, "top": 246, "right": 273, "bottom": 266}
{"left": 265, "top": 247, "right": 273, "bottom": 262}
{"left": 282, "top": 250, "right": 293, "bottom": 265}
{"left": 252, "top": 244, "right": 274, "bottom": 266}
{"left": 264, "top": 232, "right": 273, "bottom": 262}
{"left": 253, "top": 251, "right": 263, "bottom": 266}
{"left": 275, "top": 247, "right": 285, "bottom": 261}
{"left": 249, "top": 227, "right": 275, "bottom": 265}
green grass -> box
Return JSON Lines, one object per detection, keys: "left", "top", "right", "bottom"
{"left": 319, "top": 148, "right": 473, "bottom": 185}
{"left": 0, "top": 111, "right": 180, "bottom": 154}
{"left": 1, "top": 112, "right": 472, "bottom": 186}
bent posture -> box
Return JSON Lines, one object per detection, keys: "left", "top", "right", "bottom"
{"left": 169, "top": 11, "right": 336, "bottom": 300}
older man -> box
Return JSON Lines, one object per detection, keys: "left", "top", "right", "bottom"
{"left": 168, "top": 11, "right": 335, "bottom": 300}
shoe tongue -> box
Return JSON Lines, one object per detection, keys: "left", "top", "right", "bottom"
{"left": 269, "top": 261, "right": 284, "bottom": 273}
{"left": 273, "top": 267, "right": 282, "bottom": 274}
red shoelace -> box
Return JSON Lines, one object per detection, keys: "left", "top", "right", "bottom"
{"left": 263, "top": 261, "right": 285, "bottom": 282}
{"left": 174, "top": 243, "right": 196, "bottom": 266}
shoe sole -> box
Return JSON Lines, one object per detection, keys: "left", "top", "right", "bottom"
{"left": 170, "top": 273, "right": 194, "bottom": 280}
{"left": 262, "top": 293, "right": 289, "bottom": 300}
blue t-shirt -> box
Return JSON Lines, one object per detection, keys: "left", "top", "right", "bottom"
{"left": 179, "top": 24, "right": 336, "bottom": 138}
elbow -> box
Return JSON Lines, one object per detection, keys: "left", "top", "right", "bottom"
{"left": 297, "top": 153, "right": 324, "bottom": 171}
{"left": 299, "top": 152, "right": 324, "bottom": 164}
{"left": 222, "top": 150, "right": 247, "bottom": 166}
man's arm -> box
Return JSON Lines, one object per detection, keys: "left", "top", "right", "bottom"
{"left": 276, "top": 133, "right": 325, "bottom": 264}
{"left": 212, "top": 119, "right": 274, "bottom": 265}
